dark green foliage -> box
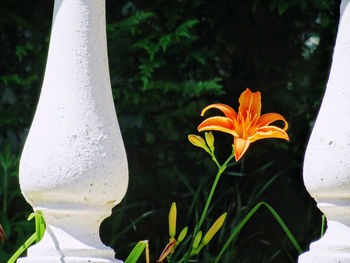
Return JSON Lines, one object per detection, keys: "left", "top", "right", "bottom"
{"left": 0, "top": 0, "right": 52, "bottom": 150}
{"left": 0, "top": 0, "right": 340, "bottom": 262}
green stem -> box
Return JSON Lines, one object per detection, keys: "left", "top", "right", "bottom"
{"left": 197, "top": 170, "right": 220, "bottom": 230}
{"left": 182, "top": 151, "right": 235, "bottom": 263}
{"left": 7, "top": 233, "right": 36, "bottom": 263}
{"left": 210, "top": 153, "right": 221, "bottom": 169}
{"left": 215, "top": 202, "right": 303, "bottom": 263}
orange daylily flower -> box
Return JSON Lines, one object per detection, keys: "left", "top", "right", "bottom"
{"left": 198, "top": 88, "right": 289, "bottom": 161}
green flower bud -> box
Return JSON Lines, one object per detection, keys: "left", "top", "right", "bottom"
{"left": 205, "top": 132, "right": 215, "bottom": 152}
{"left": 192, "top": 231, "right": 202, "bottom": 250}
{"left": 188, "top": 135, "right": 210, "bottom": 153}
{"left": 177, "top": 227, "right": 188, "bottom": 243}
{"left": 202, "top": 213, "right": 227, "bottom": 245}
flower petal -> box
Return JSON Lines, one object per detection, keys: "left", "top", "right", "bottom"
{"left": 201, "top": 103, "right": 237, "bottom": 120}
{"left": 198, "top": 117, "right": 238, "bottom": 137}
{"left": 238, "top": 89, "right": 261, "bottom": 119}
{"left": 258, "top": 113, "right": 288, "bottom": 130}
{"left": 248, "top": 125, "right": 289, "bottom": 143}
{"left": 234, "top": 137, "right": 251, "bottom": 161}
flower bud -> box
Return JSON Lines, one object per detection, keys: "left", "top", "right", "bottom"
{"left": 192, "top": 231, "right": 202, "bottom": 250}
{"left": 0, "top": 224, "right": 5, "bottom": 242}
{"left": 168, "top": 202, "right": 177, "bottom": 238}
{"left": 202, "top": 213, "right": 227, "bottom": 245}
{"left": 177, "top": 227, "right": 188, "bottom": 243}
{"left": 188, "top": 135, "right": 210, "bottom": 153}
{"left": 205, "top": 132, "right": 215, "bottom": 152}
{"left": 157, "top": 238, "right": 176, "bottom": 262}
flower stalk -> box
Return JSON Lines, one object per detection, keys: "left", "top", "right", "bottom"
{"left": 182, "top": 150, "right": 234, "bottom": 263}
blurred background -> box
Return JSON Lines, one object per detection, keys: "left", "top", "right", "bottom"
{"left": 0, "top": 0, "right": 341, "bottom": 262}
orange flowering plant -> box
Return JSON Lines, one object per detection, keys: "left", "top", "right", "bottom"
{"left": 154, "top": 89, "right": 297, "bottom": 263}
{"left": 181, "top": 89, "right": 290, "bottom": 262}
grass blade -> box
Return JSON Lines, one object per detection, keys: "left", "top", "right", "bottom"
{"left": 111, "top": 211, "right": 155, "bottom": 243}
{"left": 321, "top": 215, "right": 326, "bottom": 237}
{"left": 215, "top": 202, "right": 303, "bottom": 263}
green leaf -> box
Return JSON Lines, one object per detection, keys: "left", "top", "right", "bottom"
{"left": 15, "top": 43, "right": 33, "bottom": 62}
{"left": 7, "top": 211, "right": 46, "bottom": 263}
{"left": 158, "top": 34, "right": 172, "bottom": 52}
{"left": 27, "top": 210, "right": 45, "bottom": 242}
{"left": 125, "top": 240, "right": 148, "bottom": 263}
{"left": 110, "top": 211, "right": 155, "bottom": 243}
{"left": 117, "top": 11, "right": 155, "bottom": 34}
{"left": 27, "top": 213, "right": 35, "bottom": 221}
{"left": 183, "top": 78, "right": 224, "bottom": 97}
{"left": 174, "top": 19, "right": 200, "bottom": 41}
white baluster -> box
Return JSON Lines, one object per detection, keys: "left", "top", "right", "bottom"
{"left": 17, "top": 0, "right": 128, "bottom": 262}
{"left": 299, "top": 1, "right": 350, "bottom": 262}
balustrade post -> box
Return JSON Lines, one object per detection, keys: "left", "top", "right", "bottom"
{"left": 17, "top": 0, "right": 128, "bottom": 262}
{"left": 299, "top": 0, "right": 350, "bottom": 262}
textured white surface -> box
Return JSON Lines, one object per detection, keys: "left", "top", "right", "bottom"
{"left": 18, "top": 0, "right": 128, "bottom": 262}
{"left": 299, "top": 0, "right": 350, "bottom": 262}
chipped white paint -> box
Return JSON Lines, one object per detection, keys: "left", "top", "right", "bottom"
{"left": 18, "top": 0, "right": 128, "bottom": 262}
{"left": 299, "top": 0, "right": 350, "bottom": 262}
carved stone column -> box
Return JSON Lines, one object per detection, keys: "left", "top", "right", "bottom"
{"left": 18, "top": 0, "right": 128, "bottom": 262}
{"left": 299, "top": 1, "right": 350, "bottom": 262}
